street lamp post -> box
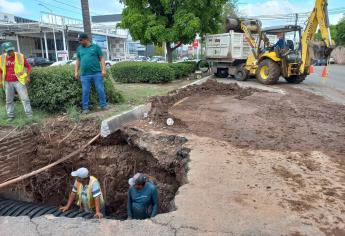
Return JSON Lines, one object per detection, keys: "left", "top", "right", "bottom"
{"left": 39, "top": 3, "right": 58, "bottom": 62}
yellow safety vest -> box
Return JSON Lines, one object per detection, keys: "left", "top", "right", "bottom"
{"left": 0, "top": 52, "right": 28, "bottom": 86}
{"left": 76, "top": 176, "right": 105, "bottom": 212}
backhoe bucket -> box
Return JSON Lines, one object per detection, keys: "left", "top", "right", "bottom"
{"left": 308, "top": 41, "right": 334, "bottom": 60}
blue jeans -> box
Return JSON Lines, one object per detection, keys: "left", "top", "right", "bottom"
{"left": 80, "top": 72, "right": 107, "bottom": 110}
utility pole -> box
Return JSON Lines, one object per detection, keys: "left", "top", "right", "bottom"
{"left": 81, "top": 0, "right": 92, "bottom": 39}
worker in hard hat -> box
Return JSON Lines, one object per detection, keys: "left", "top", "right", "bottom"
{"left": 59, "top": 167, "right": 105, "bottom": 219}
{"left": 0, "top": 42, "right": 32, "bottom": 121}
{"left": 127, "top": 173, "right": 159, "bottom": 220}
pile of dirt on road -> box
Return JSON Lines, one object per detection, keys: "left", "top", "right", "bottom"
{"left": 149, "top": 79, "right": 257, "bottom": 128}
{"left": 139, "top": 80, "right": 345, "bottom": 165}
{"left": 3, "top": 119, "right": 189, "bottom": 219}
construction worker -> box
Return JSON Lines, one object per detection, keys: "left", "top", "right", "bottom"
{"left": 0, "top": 42, "right": 32, "bottom": 121}
{"left": 127, "top": 173, "right": 159, "bottom": 220}
{"left": 59, "top": 167, "right": 105, "bottom": 219}
{"left": 273, "top": 32, "right": 285, "bottom": 50}
{"left": 75, "top": 33, "right": 107, "bottom": 114}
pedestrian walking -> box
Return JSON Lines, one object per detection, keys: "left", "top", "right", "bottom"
{"left": 127, "top": 173, "right": 159, "bottom": 220}
{"left": 60, "top": 167, "right": 105, "bottom": 219}
{"left": 0, "top": 42, "right": 32, "bottom": 121}
{"left": 75, "top": 33, "right": 107, "bottom": 114}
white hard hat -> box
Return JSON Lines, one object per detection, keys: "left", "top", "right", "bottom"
{"left": 71, "top": 167, "right": 89, "bottom": 179}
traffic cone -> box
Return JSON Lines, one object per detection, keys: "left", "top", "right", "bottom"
{"left": 309, "top": 65, "right": 315, "bottom": 74}
{"left": 322, "top": 66, "right": 328, "bottom": 78}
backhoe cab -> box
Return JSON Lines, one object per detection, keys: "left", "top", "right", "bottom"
{"left": 249, "top": 25, "right": 306, "bottom": 85}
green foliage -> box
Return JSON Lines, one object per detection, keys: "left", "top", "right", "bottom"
{"left": 221, "top": 0, "right": 238, "bottom": 32}
{"left": 110, "top": 62, "right": 175, "bottom": 83}
{"left": 335, "top": 18, "right": 345, "bottom": 46}
{"left": 315, "top": 18, "right": 345, "bottom": 46}
{"left": 28, "top": 65, "right": 123, "bottom": 113}
{"left": 168, "top": 62, "right": 196, "bottom": 78}
{"left": 315, "top": 25, "right": 337, "bottom": 41}
{"left": 119, "top": 0, "right": 228, "bottom": 61}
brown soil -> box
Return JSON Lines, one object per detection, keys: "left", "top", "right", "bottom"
{"left": 133, "top": 79, "right": 345, "bottom": 233}
{"left": 143, "top": 80, "right": 345, "bottom": 164}
{"left": 4, "top": 119, "right": 189, "bottom": 219}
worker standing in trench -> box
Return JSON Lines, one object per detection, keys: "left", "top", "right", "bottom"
{"left": 127, "top": 173, "right": 159, "bottom": 220}
{"left": 60, "top": 167, "right": 105, "bottom": 219}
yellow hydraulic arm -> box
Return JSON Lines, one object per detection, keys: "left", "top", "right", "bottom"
{"left": 241, "top": 20, "right": 261, "bottom": 58}
{"left": 300, "top": 0, "right": 334, "bottom": 74}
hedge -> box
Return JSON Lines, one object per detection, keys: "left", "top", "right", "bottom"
{"left": 110, "top": 62, "right": 175, "bottom": 83}
{"left": 168, "top": 62, "right": 196, "bottom": 79}
{"left": 27, "top": 65, "right": 123, "bottom": 113}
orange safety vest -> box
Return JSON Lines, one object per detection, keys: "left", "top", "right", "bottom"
{"left": 75, "top": 176, "right": 105, "bottom": 212}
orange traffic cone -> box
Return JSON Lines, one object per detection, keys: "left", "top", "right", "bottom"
{"left": 322, "top": 66, "right": 328, "bottom": 78}
{"left": 309, "top": 65, "right": 315, "bottom": 74}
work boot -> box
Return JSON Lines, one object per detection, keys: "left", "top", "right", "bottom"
{"left": 82, "top": 109, "right": 90, "bottom": 115}
{"left": 101, "top": 106, "right": 109, "bottom": 111}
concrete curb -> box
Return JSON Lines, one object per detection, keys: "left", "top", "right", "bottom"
{"left": 100, "top": 103, "right": 151, "bottom": 137}
{"left": 100, "top": 75, "right": 213, "bottom": 137}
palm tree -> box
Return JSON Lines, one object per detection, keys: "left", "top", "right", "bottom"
{"left": 81, "top": 0, "right": 92, "bottom": 39}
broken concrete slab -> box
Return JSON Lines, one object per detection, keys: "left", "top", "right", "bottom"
{"left": 100, "top": 103, "right": 151, "bottom": 137}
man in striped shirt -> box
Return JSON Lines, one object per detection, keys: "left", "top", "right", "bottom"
{"left": 59, "top": 167, "right": 105, "bottom": 219}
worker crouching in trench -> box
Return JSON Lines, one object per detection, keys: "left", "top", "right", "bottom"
{"left": 60, "top": 167, "right": 105, "bottom": 219}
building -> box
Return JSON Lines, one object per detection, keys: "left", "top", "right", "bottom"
{"left": 92, "top": 14, "right": 155, "bottom": 58}
{"left": 0, "top": 12, "right": 128, "bottom": 61}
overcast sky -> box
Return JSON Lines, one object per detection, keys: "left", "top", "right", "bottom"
{"left": 0, "top": 0, "right": 343, "bottom": 26}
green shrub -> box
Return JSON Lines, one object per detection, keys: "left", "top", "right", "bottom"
{"left": 168, "top": 62, "right": 196, "bottom": 79}
{"left": 28, "top": 65, "right": 123, "bottom": 113}
{"left": 180, "top": 61, "right": 198, "bottom": 72}
{"left": 110, "top": 62, "right": 175, "bottom": 83}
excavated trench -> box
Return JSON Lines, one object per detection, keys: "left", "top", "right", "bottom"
{"left": 0, "top": 120, "right": 190, "bottom": 219}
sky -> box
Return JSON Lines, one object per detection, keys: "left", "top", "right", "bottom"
{"left": 0, "top": 0, "right": 344, "bottom": 25}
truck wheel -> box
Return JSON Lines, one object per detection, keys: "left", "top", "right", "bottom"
{"left": 215, "top": 68, "right": 229, "bottom": 78}
{"left": 285, "top": 75, "right": 306, "bottom": 84}
{"left": 234, "top": 65, "right": 249, "bottom": 81}
{"left": 256, "top": 59, "right": 281, "bottom": 85}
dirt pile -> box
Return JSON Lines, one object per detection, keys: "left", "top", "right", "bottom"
{"left": 148, "top": 79, "right": 256, "bottom": 128}
{"left": 2, "top": 119, "right": 189, "bottom": 219}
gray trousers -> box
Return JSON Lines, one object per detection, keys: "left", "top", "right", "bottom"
{"left": 4, "top": 81, "right": 32, "bottom": 118}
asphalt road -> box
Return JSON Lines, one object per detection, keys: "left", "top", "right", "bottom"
{"left": 294, "top": 64, "right": 345, "bottom": 104}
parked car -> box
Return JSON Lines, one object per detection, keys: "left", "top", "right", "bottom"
{"left": 312, "top": 59, "right": 327, "bottom": 66}
{"left": 105, "top": 58, "right": 123, "bottom": 68}
{"left": 150, "top": 56, "right": 165, "bottom": 63}
{"left": 135, "top": 56, "right": 150, "bottom": 62}
{"left": 329, "top": 57, "right": 335, "bottom": 64}
{"left": 27, "top": 57, "right": 53, "bottom": 67}
{"left": 50, "top": 60, "right": 73, "bottom": 67}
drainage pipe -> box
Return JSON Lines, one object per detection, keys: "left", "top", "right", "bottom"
{"left": 0, "top": 198, "right": 94, "bottom": 219}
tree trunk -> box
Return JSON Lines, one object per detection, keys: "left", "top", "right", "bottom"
{"left": 81, "top": 0, "right": 92, "bottom": 40}
{"left": 166, "top": 42, "right": 173, "bottom": 63}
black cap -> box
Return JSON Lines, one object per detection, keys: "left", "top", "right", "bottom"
{"left": 78, "top": 33, "right": 89, "bottom": 41}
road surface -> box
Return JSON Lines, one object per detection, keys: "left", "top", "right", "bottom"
{"left": 295, "top": 64, "right": 345, "bottom": 104}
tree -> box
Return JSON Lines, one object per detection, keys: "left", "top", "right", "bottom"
{"left": 81, "top": 0, "right": 92, "bottom": 39}
{"left": 314, "top": 17, "right": 345, "bottom": 46}
{"left": 335, "top": 18, "right": 345, "bottom": 46}
{"left": 119, "top": 0, "right": 228, "bottom": 63}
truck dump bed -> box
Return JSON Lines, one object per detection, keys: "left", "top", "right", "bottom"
{"left": 205, "top": 31, "right": 277, "bottom": 62}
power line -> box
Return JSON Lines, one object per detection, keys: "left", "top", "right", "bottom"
{"left": 35, "top": 0, "right": 82, "bottom": 15}
{"left": 244, "top": 7, "right": 345, "bottom": 20}
{"left": 50, "top": 0, "right": 106, "bottom": 15}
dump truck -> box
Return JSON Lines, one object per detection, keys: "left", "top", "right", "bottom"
{"left": 205, "top": 0, "right": 334, "bottom": 85}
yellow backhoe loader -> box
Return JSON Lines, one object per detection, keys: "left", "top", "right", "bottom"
{"left": 205, "top": 0, "right": 334, "bottom": 85}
